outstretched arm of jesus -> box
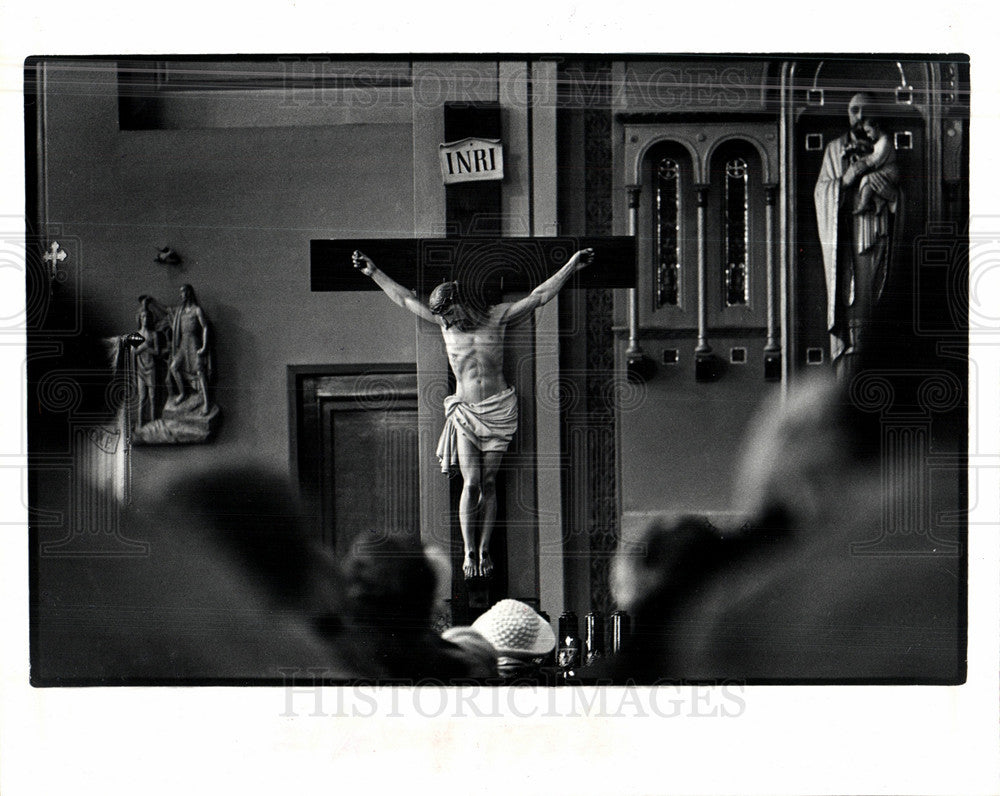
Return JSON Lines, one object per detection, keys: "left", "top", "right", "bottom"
{"left": 352, "top": 250, "right": 438, "bottom": 324}
{"left": 500, "top": 248, "right": 594, "bottom": 325}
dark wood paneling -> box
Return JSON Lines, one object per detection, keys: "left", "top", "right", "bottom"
{"left": 324, "top": 405, "right": 419, "bottom": 558}
{"left": 292, "top": 367, "right": 419, "bottom": 557}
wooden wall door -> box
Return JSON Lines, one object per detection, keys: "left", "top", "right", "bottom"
{"left": 292, "top": 368, "right": 420, "bottom": 557}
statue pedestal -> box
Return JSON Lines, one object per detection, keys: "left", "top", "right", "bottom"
{"left": 133, "top": 396, "right": 220, "bottom": 445}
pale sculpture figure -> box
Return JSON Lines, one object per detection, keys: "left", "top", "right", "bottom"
{"left": 166, "top": 283, "right": 211, "bottom": 415}
{"left": 134, "top": 296, "right": 161, "bottom": 425}
{"left": 851, "top": 117, "right": 899, "bottom": 217}
{"left": 814, "top": 92, "right": 901, "bottom": 365}
{"left": 353, "top": 247, "right": 594, "bottom": 579}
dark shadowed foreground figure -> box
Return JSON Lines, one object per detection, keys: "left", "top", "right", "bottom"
{"left": 327, "top": 536, "right": 497, "bottom": 683}
{"left": 597, "top": 375, "right": 961, "bottom": 684}
{"left": 34, "top": 467, "right": 362, "bottom": 683}
{"left": 34, "top": 466, "right": 498, "bottom": 684}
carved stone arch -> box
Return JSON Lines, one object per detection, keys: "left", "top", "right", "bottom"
{"left": 631, "top": 134, "right": 702, "bottom": 185}
{"left": 801, "top": 57, "right": 935, "bottom": 111}
{"left": 642, "top": 138, "right": 696, "bottom": 313}
{"left": 703, "top": 133, "right": 775, "bottom": 184}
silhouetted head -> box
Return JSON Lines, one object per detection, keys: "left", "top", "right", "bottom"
{"left": 340, "top": 536, "right": 437, "bottom": 633}
{"left": 612, "top": 515, "right": 722, "bottom": 616}
{"left": 734, "top": 374, "right": 882, "bottom": 529}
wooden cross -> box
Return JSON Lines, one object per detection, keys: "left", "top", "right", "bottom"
{"left": 310, "top": 234, "right": 635, "bottom": 623}
{"left": 310, "top": 237, "right": 637, "bottom": 297}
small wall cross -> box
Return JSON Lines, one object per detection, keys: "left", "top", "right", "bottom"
{"left": 43, "top": 241, "right": 68, "bottom": 282}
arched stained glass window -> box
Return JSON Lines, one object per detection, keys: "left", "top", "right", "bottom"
{"left": 655, "top": 157, "right": 681, "bottom": 307}
{"left": 724, "top": 157, "right": 748, "bottom": 306}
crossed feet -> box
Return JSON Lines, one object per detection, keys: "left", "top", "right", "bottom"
{"left": 462, "top": 551, "right": 495, "bottom": 580}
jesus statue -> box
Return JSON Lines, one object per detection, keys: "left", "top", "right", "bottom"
{"left": 351, "top": 247, "right": 594, "bottom": 579}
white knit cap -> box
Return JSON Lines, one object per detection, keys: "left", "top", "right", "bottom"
{"left": 471, "top": 599, "right": 556, "bottom": 657}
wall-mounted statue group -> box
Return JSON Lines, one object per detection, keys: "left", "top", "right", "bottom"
{"left": 128, "top": 284, "right": 220, "bottom": 444}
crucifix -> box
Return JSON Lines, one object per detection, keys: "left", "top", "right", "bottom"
{"left": 311, "top": 236, "right": 635, "bottom": 586}
{"left": 43, "top": 241, "right": 67, "bottom": 292}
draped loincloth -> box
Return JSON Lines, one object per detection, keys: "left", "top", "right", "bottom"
{"left": 435, "top": 386, "right": 518, "bottom": 475}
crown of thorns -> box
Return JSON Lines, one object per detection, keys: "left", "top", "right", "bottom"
{"left": 428, "top": 281, "right": 461, "bottom": 314}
